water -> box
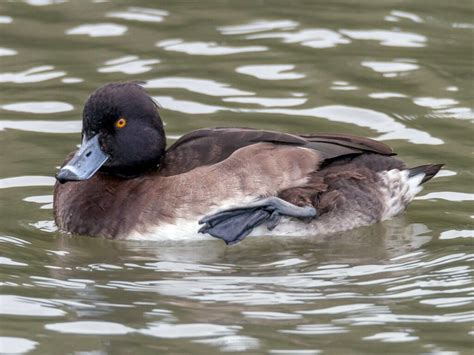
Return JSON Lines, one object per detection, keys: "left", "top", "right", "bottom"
{"left": 0, "top": 0, "right": 473, "bottom": 353}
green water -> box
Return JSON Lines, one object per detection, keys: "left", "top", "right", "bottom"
{"left": 0, "top": 0, "right": 473, "bottom": 354}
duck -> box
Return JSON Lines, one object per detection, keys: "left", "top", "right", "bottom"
{"left": 53, "top": 82, "right": 443, "bottom": 244}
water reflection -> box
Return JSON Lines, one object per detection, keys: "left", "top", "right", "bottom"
{"left": 99, "top": 56, "right": 160, "bottom": 75}
{"left": 66, "top": 23, "right": 128, "bottom": 37}
{"left": 340, "top": 29, "right": 426, "bottom": 47}
{"left": 0, "top": 16, "right": 13, "bottom": 23}
{"left": 106, "top": 7, "right": 168, "bottom": 23}
{"left": 1, "top": 101, "right": 73, "bottom": 114}
{"left": 218, "top": 20, "right": 299, "bottom": 35}
{"left": 235, "top": 64, "right": 305, "bottom": 80}
{"left": 0, "top": 48, "right": 17, "bottom": 57}
{"left": 0, "top": 337, "right": 38, "bottom": 354}
{"left": 0, "top": 66, "right": 65, "bottom": 83}
{"left": 1, "top": 0, "right": 473, "bottom": 353}
{"left": 385, "top": 10, "right": 424, "bottom": 23}
{"left": 156, "top": 39, "right": 268, "bottom": 55}
{"left": 145, "top": 77, "right": 253, "bottom": 96}
{"left": 247, "top": 29, "right": 350, "bottom": 49}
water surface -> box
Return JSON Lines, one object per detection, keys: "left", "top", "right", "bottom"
{"left": 0, "top": 0, "right": 473, "bottom": 354}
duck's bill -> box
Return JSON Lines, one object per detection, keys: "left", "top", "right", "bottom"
{"left": 56, "top": 135, "right": 109, "bottom": 183}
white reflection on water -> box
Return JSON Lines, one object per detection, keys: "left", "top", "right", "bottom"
{"left": 247, "top": 29, "right": 350, "bottom": 49}
{"left": 256, "top": 105, "right": 443, "bottom": 145}
{"left": 0, "top": 337, "right": 38, "bottom": 354}
{"left": 270, "top": 351, "right": 320, "bottom": 355}
{"left": 124, "top": 261, "right": 230, "bottom": 273}
{"left": 107, "top": 7, "right": 168, "bottom": 23}
{"left": 420, "top": 297, "right": 474, "bottom": 308}
{"left": 363, "top": 331, "right": 418, "bottom": 342}
{"left": 1, "top": 101, "right": 73, "bottom": 114}
{"left": 61, "top": 77, "right": 83, "bottom": 84}
{"left": 330, "top": 81, "right": 358, "bottom": 90}
{"left": 340, "top": 29, "right": 426, "bottom": 47}
{"left": 361, "top": 60, "right": 419, "bottom": 76}
{"left": 24, "top": 194, "right": 53, "bottom": 210}
{"left": 339, "top": 310, "right": 474, "bottom": 325}
{"left": 223, "top": 97, "right": 307, "bottom": 107}
{"left": 415, "top": 192, "right": 474, "bottom": 202}
{"left": 66, "top": 23, "right": 127, "bottom": 37}
{"left": 385, "top": 10, "right": 424, "bottom": 23}
{"left": 236, "top": 64, "right": 305, "bottom": 80}
{"left": 0, "top": 65, "right": 65, "bottom": 83}
{"left": 156, "top": 39, "right": 268, "bottom": 55}
{"left": 0, "top": 47, "right": 17, "bottom": 56}
{"left": 99, "top": 55, "right": 160, "bottom": 75}
{"left": 194, "top": 335, "right": 260, "bottom": 352}
{"left": 148, "top": 92, "right": 443, "bottom": 145}
{"left": 146, "top": 77, "right": 253, "bottom": 96}
{"left": 25, "top": 0, "right": 67, "bottom": 5}
{"left": 0, "top": 120, "right": 81, "bottom": 133}
{"left": 413, "top": 97, "right": 459, "bottom": 109}
{"left": 0, "top": 235, "right": 30, "bottom": 246}
{"left": 369, "top": 92, "right": 407, "bottom": 99}
{"left": 281, "top": 324, "right": 349, "bottom": 335}
{"left": 0, "top": 257, "right": 27, "bottom": 266}
{"left": 298, "top": 304, "right": 374, "bottom": 315}
{"left": 0, "top": 16, "right": 13, "bottom": 24}
{"left": 0, "top": 295, "right": 66, "bottom": 317}
{"left": 45, "top": 321, "right": 133, "bottom": 335}
{"left": 439, "top": 230, "right": 473, "bottom": 240}
{"left": 0, "top": 176, "right": 55, "bottom": 189}
{"left": 138, "top": 322, "right": 240, "bottom": 339}
{"left": 218, "top": 20, "right": 299, "bottom": 35}
{"left": 242, "top": 311, "right": 302, "bottom": 320}
{"left": 153, "top": 95, "right": 223, "bottom": 114}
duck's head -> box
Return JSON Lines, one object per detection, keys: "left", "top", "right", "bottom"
{"left": 56, "top": 82, "right": 166, "bottom": 183}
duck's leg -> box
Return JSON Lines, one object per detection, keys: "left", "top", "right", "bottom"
{"left": 198, "top": 197, "right": 317, "bottom": 245}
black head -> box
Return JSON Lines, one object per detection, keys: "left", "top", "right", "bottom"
{"left": 56, "top": 82, "right": 166, "bottom": 182}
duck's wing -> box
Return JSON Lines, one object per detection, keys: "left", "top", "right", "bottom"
{"left": 160, "top": 127, "right": 394, "bottom": 176}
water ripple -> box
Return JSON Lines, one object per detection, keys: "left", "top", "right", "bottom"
{"left": 157, "top": 39, "right": 267, "bottom": 55}
{"left": 256, "top": 105, "right": 443, "bottom": 145}
{"left": 0, "top": 295, "right": 66, "bottom": 317}
{"left": 0, "top": 16, "right": 13, "bottom": 24}
{"left": 0, "top": 47, "right": 17, "bottom": 57}
{"left": 247, "top": 28, "right": 350, "bottom": 48}
{"left": 0, "top": 65, "right": 65, "bottom": 83}
{"left": 146, "top": 77, "right": 253, "bottom": 96}
{"left": 66, "top": 23, "right": 128, "bottom": 37}
{"left": 0, "top": 120, "right": 81, "bottom": 133}
{"left": 0, "top": 337, "right": 38, "bottom": 354}
{"left": 363, "top": 331, "right": 418, "bottom": 342}
{"left": 340, "top": 29, "right": 426, "bottom": 47}
{"left": 1, "top": 101, "right": 73, "bottom": 114}
{"left": 218, "top": 20, "right": 299, "bottom": 35}
{"left": 106, "top": 7, "right": 168, "bottom": 23}
{"left": 99, "top": 55, "right": 160, "bottom": 74}
{"left": 385, "top": 10, "right": 424, "bottom": 23}
{"left": 236, "top": 64, "right": 305, "bottom": 80}
{"left": 223, "top": 96, "right": 307, "bottom": 107}
{"left": 45, "top": 321, "right": 133, "bottom": 335}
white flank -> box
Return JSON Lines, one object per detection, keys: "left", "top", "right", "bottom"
{"left": 378, "top": 169, "right": 424, "bottom": 220}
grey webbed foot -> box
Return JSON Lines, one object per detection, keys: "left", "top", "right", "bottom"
{"left": 198, "top": 197, "right": 317, "bottom": 245}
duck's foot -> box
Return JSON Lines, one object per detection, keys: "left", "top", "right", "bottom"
{"left": 198, "top": 197, "right": 317, "bottom": 245}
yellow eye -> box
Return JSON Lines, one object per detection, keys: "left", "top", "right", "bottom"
{"left": 115, "top": 117, "right": 127, "bottom": 129}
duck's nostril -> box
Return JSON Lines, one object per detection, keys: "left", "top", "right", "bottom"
{"left": 85, "top": 151, "right": 92, "bottom": 157}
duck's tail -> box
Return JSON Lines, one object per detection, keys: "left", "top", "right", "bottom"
{"left": 408, "top": 164, "right": 444, "bottom": 184}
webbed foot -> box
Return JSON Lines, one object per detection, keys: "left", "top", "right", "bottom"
{"left": 198, "top": 197, "right": 317, "bottom": 245}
